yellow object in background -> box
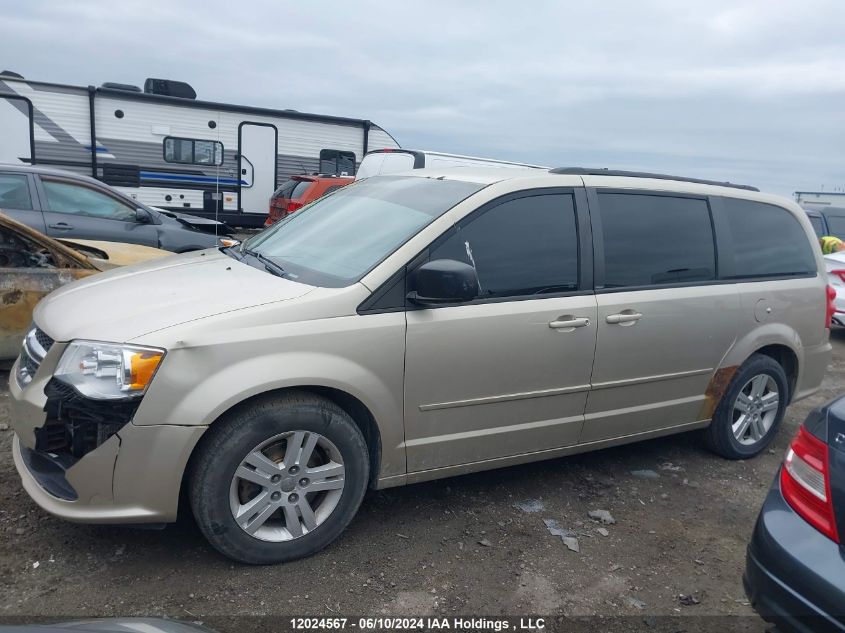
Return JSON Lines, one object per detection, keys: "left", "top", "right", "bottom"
{"left": 820, "top": 236, "right": 845, "bottom": 255}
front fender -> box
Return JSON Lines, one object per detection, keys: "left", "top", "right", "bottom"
{"left": 132, "top": 313, "right": 407, "bottom": 478}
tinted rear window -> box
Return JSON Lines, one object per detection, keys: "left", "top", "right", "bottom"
{"left": 597, "top": 193, "right": 715, "bottom": 288}
{"left": 291, "top": 181, "right": 313, "bottom": 200}
{"left": 272, "top": 180, "right": 299, "bottom": 200}
{"left": 807, "top": 214, "right": 825, "bottom": 237}
{"left": 722, "top": 198, "right": 816, "bottom": 278}
{"left": 825, "top": 215, "right": 845, "bottom": 239}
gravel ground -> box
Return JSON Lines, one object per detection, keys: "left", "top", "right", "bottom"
{"left": 1, "top": 329, "right": 843, "bottom": 628}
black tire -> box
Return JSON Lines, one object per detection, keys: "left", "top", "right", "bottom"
{"left": 189, "top": 391, "right": 369, "bottom": 564}
{"left": 703, "top": 353, "right": 789, "bottom": 459}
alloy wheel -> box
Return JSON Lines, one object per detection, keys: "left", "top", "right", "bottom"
{"left": 229, "top": 430, "right": 345, "bottom": 542}
{"left": 731, "top": 374, "right": 780, "bottom": 446}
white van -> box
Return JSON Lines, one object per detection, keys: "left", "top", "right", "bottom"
{"left": 355, "top": 148, "right": 546, "bottom": 179}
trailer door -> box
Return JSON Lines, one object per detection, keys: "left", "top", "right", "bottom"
{"left": 238, "top": 122, "right": 277, "bottom": 216}
{"left": 0, "top": 94, "right": 33, "bottom": 165}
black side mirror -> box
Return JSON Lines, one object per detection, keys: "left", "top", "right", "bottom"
{"left": 135, "top": 208, "right": 153, "bottom": 224}
{"left": 407, "top": 259, "right": 479, "bottom": 306}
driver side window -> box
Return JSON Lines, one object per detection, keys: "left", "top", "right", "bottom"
{"left": 428, "top": 193, "right": 579, "bottom": 298}
{"left": 41, "top": 180, "right": 137, "bottom": 222}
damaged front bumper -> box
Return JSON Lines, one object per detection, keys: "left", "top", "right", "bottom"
{"left": 9, "top": 340, "right": 206, "bottom": 524}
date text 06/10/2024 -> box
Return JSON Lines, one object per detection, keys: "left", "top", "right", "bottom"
{"left": 289, "top": 617, "right": 545, "bottom": 631}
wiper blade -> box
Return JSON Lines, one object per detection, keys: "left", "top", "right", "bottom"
{"left": 242, "top": 248, "right": 287, "bottom": 277}
{"left": 221, "top": 245, "right": 244, "bottom": 261}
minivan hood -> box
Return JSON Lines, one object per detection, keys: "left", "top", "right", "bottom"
{"left": 34, "top": 249, "right": 314, "bottom": 343}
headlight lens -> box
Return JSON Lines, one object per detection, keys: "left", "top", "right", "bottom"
{"left": 54, "top": 341, "right": 165, "bottom": 400}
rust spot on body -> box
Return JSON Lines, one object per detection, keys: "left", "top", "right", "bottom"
{"left": 2, "top": 289, "right": 23, "bottom": 305}
{"left": 700, "top": 365, "right": 739, "bottom": 419}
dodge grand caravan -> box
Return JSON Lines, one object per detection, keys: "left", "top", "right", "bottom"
{"left": 9, "top": 167, "right": 833, "bottom": 564}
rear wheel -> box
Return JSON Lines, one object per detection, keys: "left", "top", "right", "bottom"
{"left": 704, "top": 354, "right": 788, "bottom": 459}
{"left": 189, "top": 392, "right": 369, "bottom": 564}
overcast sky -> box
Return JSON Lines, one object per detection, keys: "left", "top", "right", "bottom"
{"left": 2, "top": 0, "right": 844, "bottom": 196}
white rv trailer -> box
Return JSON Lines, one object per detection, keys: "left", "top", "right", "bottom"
{"left": 0, "top": 73, "right": 399, "bottom": 226}
{"left": 795, "top": 190, "right": 845, "bottom": 209}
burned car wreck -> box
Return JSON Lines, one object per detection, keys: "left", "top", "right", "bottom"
{"left": 0, "top": 211, "right": 169, "bottom": 361}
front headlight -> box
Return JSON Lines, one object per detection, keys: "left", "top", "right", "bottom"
{"left": 54, "top": 341, "right": 165, "bottom": 400}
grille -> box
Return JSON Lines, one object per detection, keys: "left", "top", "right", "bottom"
{"left": 34, "top": 328, "right": 54, "bottom": 352}
{"left": 21, "top": 352, "right": 38, "bottom": 375}
{"left": 15, "top": 326, "right": 55, "bottom": 388}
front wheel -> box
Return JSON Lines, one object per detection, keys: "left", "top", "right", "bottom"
{"left": 704, "top": 354, "right": 789, "bottom": 459}
{"left": 189, "top": 392, "right": 369, "bottom": 564}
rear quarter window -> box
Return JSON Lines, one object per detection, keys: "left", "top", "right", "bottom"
{"left": 0, "top": 173, "right": 32, "bottom": 210}
{"left": 721, "top": 198, "right": 816, "bottom": 278}
{"left": 824, "top": 215, "right": 845, "bottom": 240}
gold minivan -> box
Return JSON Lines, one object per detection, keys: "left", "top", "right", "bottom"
{"left": 8, "top": 167, "right": 834, "bottom": 563}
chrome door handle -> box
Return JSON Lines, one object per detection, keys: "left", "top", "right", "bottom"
{"left": 549, "top": 316, "right": 591, "bottom": 330}
{"left": 606, "top": 312, "right": 642, "bottom": 325}
{"left": 49, "top": 222, "right": 73, "bottom": 230}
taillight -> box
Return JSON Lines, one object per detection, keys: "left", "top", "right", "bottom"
{"left": 286, "top": 200, "right": 304, "bottom": 214}
{"left": 832, "top": 270, "right": 845, "bottom": 284}
{"left": 266, "top": 201, "right": 282, "bottom": 226}
{"left": 780, "top": 426, "right": 839, "bottom": 542}
{"left": 826, "top": 285, "right": 837, "bottom": 326}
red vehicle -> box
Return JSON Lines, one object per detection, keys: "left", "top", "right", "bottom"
{"left": 265, "top": 175, "right": 353, "bottom": 226}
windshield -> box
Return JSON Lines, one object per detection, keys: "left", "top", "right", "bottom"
{"left": 242, "top": 175, "right": 484, "bottom": 287}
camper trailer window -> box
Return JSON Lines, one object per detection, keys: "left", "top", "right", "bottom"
{"left": 163, "top": 137, "right": 224, "bottom": 166}
{"left": 319, "top": 149, "right": 356, "bottom": 176}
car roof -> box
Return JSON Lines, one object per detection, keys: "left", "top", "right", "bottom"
{"left": 395, "top": 167, "right": 791, "bottom": 207}
{"left": 394, "top": 166, "right": 544, "bottom": 185}
{"left": 0, "top": 163, "right": 160, "bottom": 212}
{"left": 284, "top": 174, "right": 353, "bottom": 183}
{"left": 0, "top": 162, "right": 102, "bottom": 184}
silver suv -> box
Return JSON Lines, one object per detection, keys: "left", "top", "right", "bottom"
{"left": 9, "top": 167, "right": 833, "bottom": 564}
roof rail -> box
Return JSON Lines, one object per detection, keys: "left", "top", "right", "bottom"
{"left": 548, "top": 167, "right": 759, "bottom": 192}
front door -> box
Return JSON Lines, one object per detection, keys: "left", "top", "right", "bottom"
{"left": 582, "top": 191, "right": 739, "bottom": 443}
{"left": 37, "top": 177, "right": 160, "bottom": 247}
{"left": 238, "top": 123, "right": 277, "bottom": 216}
{"left": 404, "top": 190, "right": 597, "bottom": 473}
